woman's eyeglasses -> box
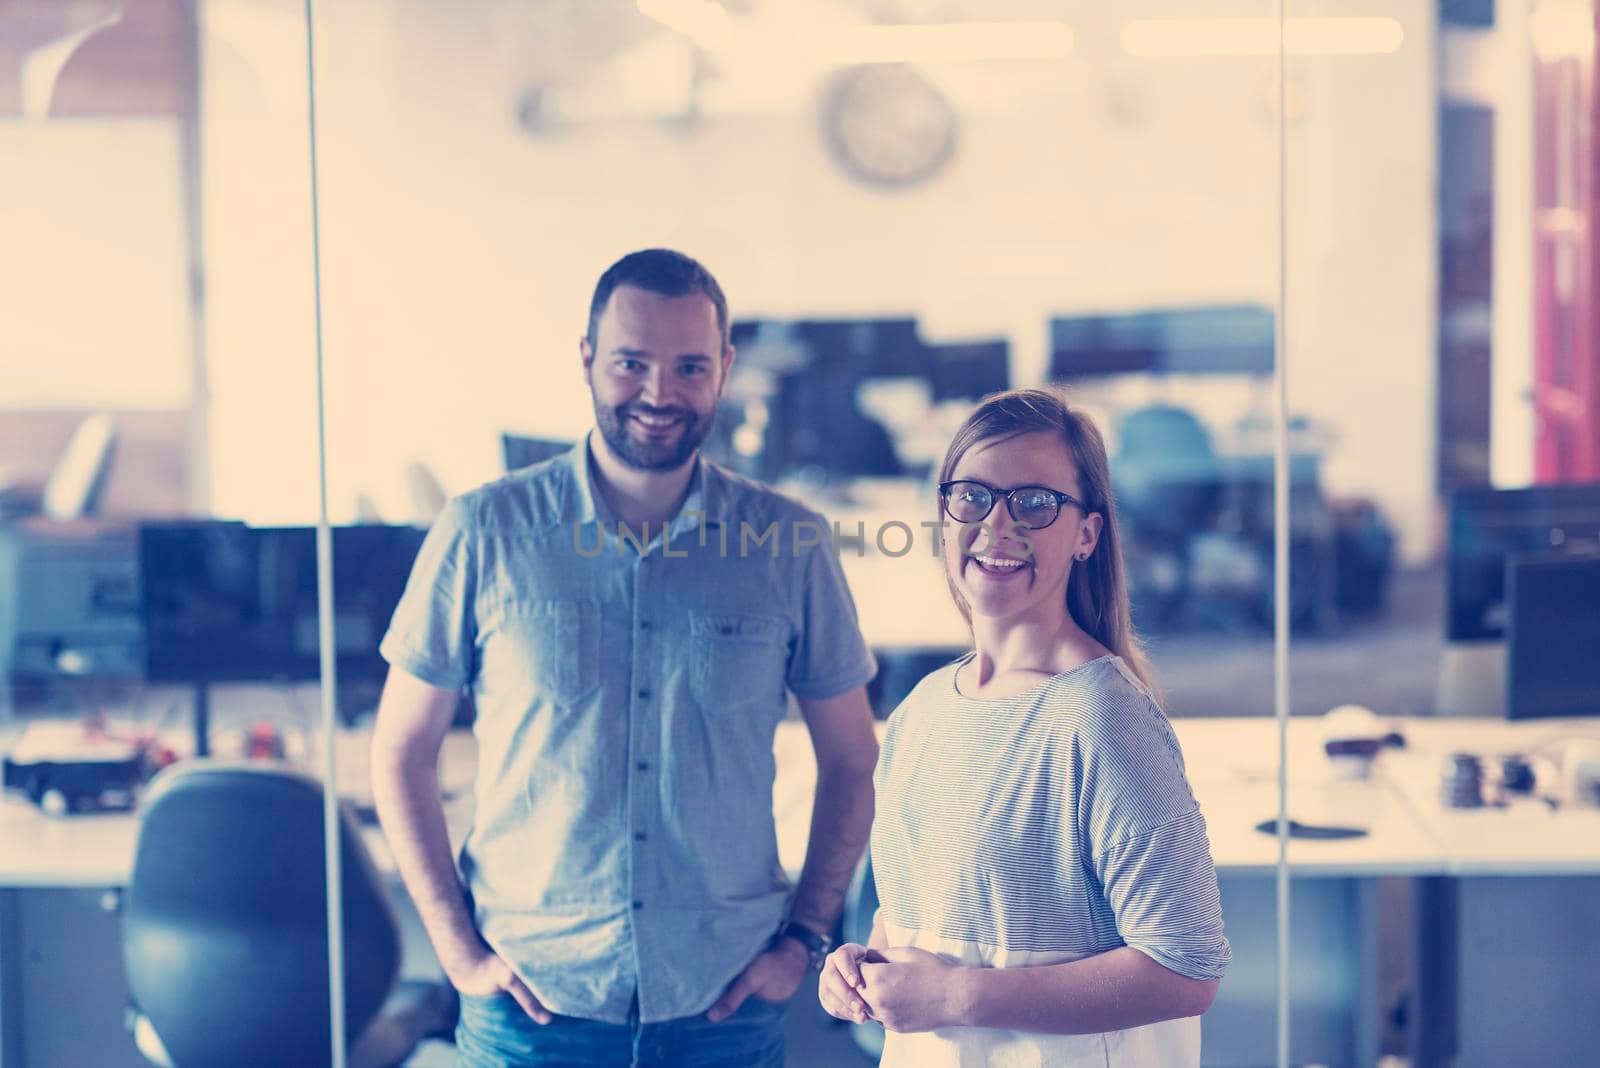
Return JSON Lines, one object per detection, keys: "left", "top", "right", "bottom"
{"left": 937, "top": 480, "right": 1086, "bottom": 531}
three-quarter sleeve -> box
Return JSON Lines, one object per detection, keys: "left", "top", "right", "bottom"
{"left": 1097, "top": 809, "right": 1231, "bottom": 980}
{"left": 1078, "top": 677, "right": 1231, "bottom": 981}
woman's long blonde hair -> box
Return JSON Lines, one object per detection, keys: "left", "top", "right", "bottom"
{"left": 937, "top": 387, "right": 1160, "bottom": 700}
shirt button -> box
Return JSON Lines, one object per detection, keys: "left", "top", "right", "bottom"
{"left": 632, "top": 900, "right": 644, "bottom": 910}
{"left": 637, "top": 689, "right": 652, "bottom": 700}
{"left": 634, "top": 831, "right": 647, "bottom": 842}
{"left": 639, "top": 620, "right": 651, "bottom": 630}
{"left": 636, "top": 761, "right": 651, "bottom": 772}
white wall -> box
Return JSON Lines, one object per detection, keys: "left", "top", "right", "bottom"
{"left": 196, "top": 0, "right": 322, "bottom": 522}
{"left": 198, "top": 0, "right": 1437, "bottom": 560}
{"left": 0, "top": 122, "right": 191, "bottom": 410}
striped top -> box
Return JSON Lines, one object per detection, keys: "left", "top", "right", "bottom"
{"left": 871, "top": 653, "right": 1230, "bottom": 1067}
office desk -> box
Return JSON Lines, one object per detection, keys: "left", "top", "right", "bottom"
{"left": 1374, "top": 718, "right": 1600, "bottom": 1066}
{"left": 1383, "top": 718, "right": 1600, "bottom": 873}
{"left": 5, "top": 717, "right": 1599, "bottom": 1067}
{"left": 0, "top": 726, "right": 479, "bottom": 889}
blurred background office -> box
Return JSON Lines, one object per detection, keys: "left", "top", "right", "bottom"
{"left": 2, "top": 1, "right": 1598, "bottom": 1066}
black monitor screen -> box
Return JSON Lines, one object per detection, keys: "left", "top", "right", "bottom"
{"left": 733, "top": 318, "right": 925, "bottom": 377}
{"left": 140, "top": 523, "right": 426, "bottom": 683}
{"left": 1507, "top": 553, "right": 1600, "bottom": 719}
{"left": 1446, "top": 483, "right": 1600, "bottom": 641}
{"left": 799, "top": 319, "right": 924, "bottom": 377}
{"left": 927, "top": 340, "right": 1009, "bottom": 401}
{"left": 1050, "top": 305, "right": 1274, "bottom": 379}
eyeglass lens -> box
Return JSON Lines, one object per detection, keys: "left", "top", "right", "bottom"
{"left": 944, "top": 483, "right": 1061, "bottom": 528}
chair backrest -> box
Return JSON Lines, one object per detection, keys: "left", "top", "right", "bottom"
{"left": 122, "top": 763, "right": 400, "bottom": 1068}
{"left": 1114, "top": 405, "right": 1224, "bottom": 536}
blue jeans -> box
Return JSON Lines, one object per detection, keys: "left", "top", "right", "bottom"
{"left": 455, "top": 990, "right": 788, "bottom": 1068}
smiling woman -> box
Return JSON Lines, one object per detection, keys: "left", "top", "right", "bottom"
{"left": 819, "top": 389, "right": 1228, "bottom": 1067}
{"left": 934, "top": 390, "right": 1156, "bottom": 701}
{"left": 938, "top": 436, "right": 1101, "bottom": 645}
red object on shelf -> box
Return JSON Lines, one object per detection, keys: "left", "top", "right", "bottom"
{"left": 245, "top": 723, "right": 286, "bottom": 762}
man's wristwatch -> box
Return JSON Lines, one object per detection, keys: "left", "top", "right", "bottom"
{"left": 773, "top": 921, "right": 833, "bottom": 970}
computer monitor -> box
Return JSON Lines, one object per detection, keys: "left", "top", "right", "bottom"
{"left": 798, "top": 319, "right": 925, "bottom": 377}
{"left": 1049, "top": 305, "right": 1274, "bottom": 379}
{"left": 729, "top": 319, "right": 763, "bottom": 348}
{"left": 1445, "top": 483, "right": 1600, "bottom": 642}
{"left": 140, "top": 521, "right": 256, "bottom": 684}
{"left": 502, "top": 434, "right": 572, "bottom": 473}
{"left": 741, "top": 317, "right": 925, "bottom": 481}
{"left": 140, "top": 522, "right": 425, "bottom": 685}
{"left": 1, "top": 520, "right": 143, "bottom": 689}
{"left": 296, "top": 525, "right": 427, "bottom": 684}
{"left": 1507, "top": 553, "right": 1600, "bottom": 719}
{"left": 926, "top": 340, "right": 1009, "bottom": 401}
{"left": 732, "top": 318, "right": 926, "bottom": 376}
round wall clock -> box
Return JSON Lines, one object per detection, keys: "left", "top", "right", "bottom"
{"left": 821, "top": 63, "right": 958, "bottom": 189}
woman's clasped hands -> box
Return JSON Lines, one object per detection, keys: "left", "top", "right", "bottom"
{"left": 818, "top": 943, "right": 966, "bottom": 1034}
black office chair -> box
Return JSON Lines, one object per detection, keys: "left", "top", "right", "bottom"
{"left": 1113, "top": 405, "right": 1226, "bottom": 626}
{"left": 122, "top": 762, "right": 455, "bottom": 1068}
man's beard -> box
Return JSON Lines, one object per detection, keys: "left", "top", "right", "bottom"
{"left": 594, "top": 399, "right": 711, "bottom": 471}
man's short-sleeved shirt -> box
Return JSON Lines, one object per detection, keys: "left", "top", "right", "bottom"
{"left": 380, "top": 435, "right": 877, "bottom": 1024}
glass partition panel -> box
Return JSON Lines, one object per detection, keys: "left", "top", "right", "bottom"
{"left": 1, "top": 2, "right": 328, "bottom": 1066}
{"left": 1, "top": 0, "right": 327, "bottom": 741}
{"left": 1290, "top": 0, "right": 1600, "bottom": 1065}
{"left": 1276, "top": 4, "right": 1436, "bottom": 1065}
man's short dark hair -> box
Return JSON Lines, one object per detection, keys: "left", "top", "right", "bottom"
{"left": 586, "top": 248, "right": 730, "bottom": 352}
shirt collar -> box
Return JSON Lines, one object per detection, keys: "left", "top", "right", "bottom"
{"left": 568, "top": 434, "right": 603, "bottom": 526}
{"left": 569, "top": 430, "right": 734, "bottom": 532}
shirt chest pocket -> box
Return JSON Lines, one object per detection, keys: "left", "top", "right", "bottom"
{"left": 689, "top": 611, "right": 789, "bottom": 715}
{"left": 493, "top": 599, "right": 601, "bottom": 708}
